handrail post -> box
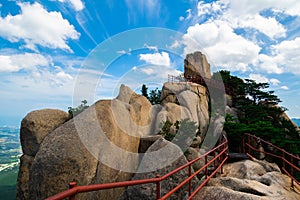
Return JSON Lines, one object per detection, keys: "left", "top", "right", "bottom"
{"left": 188, "top": 165, "right": 192, "bottom": 196}
{"left": 282, "top": 150, "right": 286, "bottom": 170}
{"left": 205, "top": 155, "right": 208, "bottom": 179}
{"left": 241, "top": 136, "right": 245, "bottom": 154}
{"left": 247, "top": 134, "right": 250, "bottom": 155}
{"left": 156, "top": 175, "right": 161, "bottom": 199}
{"left": 213, "top": 151, "right": 216, "bottom": 177}
{"left": 69, "top": 182, "right": 77, "bottom": 200}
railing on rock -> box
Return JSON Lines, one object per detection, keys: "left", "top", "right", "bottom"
{"left": 46, "top": 135, "right": 228, "bottom": 200}
{"left": 243, "top": 133, "right": 300, "bottom": 188}
{"left": 167, "top": 74, "right": 233, "bottom": 95}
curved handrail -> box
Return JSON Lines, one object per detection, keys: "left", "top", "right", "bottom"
{"left": 244, "top": 133, "right": 300, "bottom": 188}
{"left": 46, "top": 135, "right": 228, "bottom": 200}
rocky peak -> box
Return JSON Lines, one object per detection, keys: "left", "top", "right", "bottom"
{"left": 184, "top": 51, "right": 211, "bottom": 79}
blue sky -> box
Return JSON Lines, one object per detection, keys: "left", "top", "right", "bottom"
{"left": 0, "top": 0, "right": 300, "bottom": 126}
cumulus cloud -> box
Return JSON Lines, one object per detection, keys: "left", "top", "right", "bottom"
{"left": 58, "top": 0, "right": 84, "bottom": 11}
{"left": 0, "top": 2, "right": 80, "bottom": 51}
{"left": 0, "top": 53, "right": 50, "bottom": 72}
{"left": 197, "top": 1, "right": 226, "bottom": 17}
{"left": 248, "top": 73, "right": 269, "bottom": 83}
{"left": 270, "top": 78, "right": 280, "bottom": 86}
{"left": 139, "top": 52, "right": 171, "bottom": 67}
{"left": 257, "top": 37, "right": 300, "bottom": 74}
{"left": 248, "top": 74, "right": 282, "bottom": 87}
{"left": 182, "top": 22, "right": 261, "bottom": 71}
{"left": 281, "top": 86, "right": 289, "bottom": 90}
{"left": 182, "top": 0, "right": 300, "bottom": 75}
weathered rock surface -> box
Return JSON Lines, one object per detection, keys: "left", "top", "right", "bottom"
{"left": 184, "top": 51, "right": 211, "bottom": 79}
{"left": 120, "top": 138, "right": 198, "bottom": 200}
{"left": 116, "top": 84, "right": 153, "bottom": 137}
{"left": 20, "top": 109, "right": 69, "bottom": 156}
{"left": 195, "top": 159, "right": 300, "bottom": 200}
{"left": 28, "top": 99, "right": 141, "bottom": 199}
{"left": 16, "top": 155, "right": 34, "bottom": 200}
{"left": 17, "top": 109, "right": 69, "bottom": 199}
{"left": 160, "top": 82, "right": 209, "bottom": 135}
{"left": 17, "top": 86, "right": 156, "bottom": 199}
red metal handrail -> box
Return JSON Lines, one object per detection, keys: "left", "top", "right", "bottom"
{"left": 244, "top": 133, "right": 300, "bottom": 188}
{"left": 46, "top": 135, "right": 228, "bottom": 200}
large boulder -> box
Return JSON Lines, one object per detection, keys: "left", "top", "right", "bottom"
{"left": 120, "top": 138, "right": 198, "bottom": 200}
{"left": 195, "top": 159, "right": 300, "bottom": 200}
{"left": 184, "top": 51, "right": 211, "bottom": 79}
{"left": 20, "top": 109, "right": 69, "bottom": 156}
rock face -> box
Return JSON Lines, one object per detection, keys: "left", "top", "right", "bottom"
{"left": 160, "top": 82, "right": 209, "bottom": 135}
{"left": 195, "top": 159, "right": 300, "bottom": 200}
{"left": 17, "top": 109, "right": 69, "bottom": 200}
{"left": 184, "top": 51, "right": 211, "bottom": 79}
{"left": 17, "top": 85, "right": 156, "bottom": 200}
{"left": 120, "top": 138, "right": 198, "bottom": 200}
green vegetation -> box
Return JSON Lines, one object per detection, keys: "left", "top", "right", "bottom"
{"left": 0, "top": 165, "right": 19, "bottom": 200}
{"left": 68, "top": 100, "right": 89, "bottom": 118}
{"left": 158, "top": 119, "right": 198, "bottom": 149}
{"left": 140, "top": 84, "right": 161, "bottom": 105}
{"left": 216, "top": 70, "right": 300, "bottom": 155}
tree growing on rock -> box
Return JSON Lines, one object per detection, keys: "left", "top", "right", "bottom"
{"left": 140, "top": 84, "right": 161, "bottom": 105}
{"left": 68, "top": 100, "right": 89, "bottom": 118}
{"left": 219, "top": 71, "right": 300, "bottom": 155}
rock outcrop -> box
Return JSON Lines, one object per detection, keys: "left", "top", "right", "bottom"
{"left": 195, "top": 159, "right": 300, "bottom": 200}
{"left": 160, "top": 82, "right": 209, "bottom": 134}
{"left": 184, "top": 51, "right": 211, "bottom": 79}
{"left": 16, "top": 51, "right": 233, "bottom": 200}
{"left": 26, "top": 91, "right": 153, "bottom": 199}
{"left": 17, "top": 109, "right": 69, "bottom": 199}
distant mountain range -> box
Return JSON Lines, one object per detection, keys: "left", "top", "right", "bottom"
{"left": 292, "top": 118, "right": 300, "bottom": 127}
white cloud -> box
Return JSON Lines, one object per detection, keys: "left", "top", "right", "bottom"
{"left": 0, "top": 2, "right": 80, "bottom": 51}
{"left": 248, "top": 73, "right": 269, "bottom": 83}
{"left": 197, "top": 1, "right": 226, "bottom": 17}
{"left": 182, "top": 22, "right": 261, "bottom": 71}
{"left": 144, "top": 44, "right": 158, "bottom": 51}
{"left": 270, "top": 78, "right": 280, "bottom": 86}
{"left": 117, "top": 48, "right": 132, "bottom": 55}
{"left": 257, "top": 37, "right": 300, "bottom": 74}
{"left": 196, "top": 0, "right": 300, "bottom": 40}
{"left": 180, "top": 9, "right": 193, "bottom": 21}
{"left": 58, "top": 0, "right": 84, "bottom": 11}
{"left": 281, "top": 86, "right": 289, "bottom": 90}
{"left": 140, "top": 68, "right": 154, "bottom": 75}
{"left": 179, "top": 16, "right": 185, "bottom": 21}
{"left": 56, "top": 71, "right": 73, "bottom": 81}
{"left": 117, "top": 50, "right": 126, "bottom": 55}
{"left": 236, "top": 14, "right": 286, "bottom": 39}
{"left": 168, "top": 40, "right": 181, "bottom": 49}
{"left": 248, "top": 74, "right": 281, "bottom": 87}
{"left": 0, "top": 53, "right": 50, "bottom": 72}
{"left": 125, "top": 0, "right": 161, "bottom": 22}
{"left": 139, "top": 52, "right": 171, "bottom": 67}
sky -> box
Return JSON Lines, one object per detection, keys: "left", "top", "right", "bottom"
{"left": 0, "top": 0, "right": 300, "bottom": 126}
